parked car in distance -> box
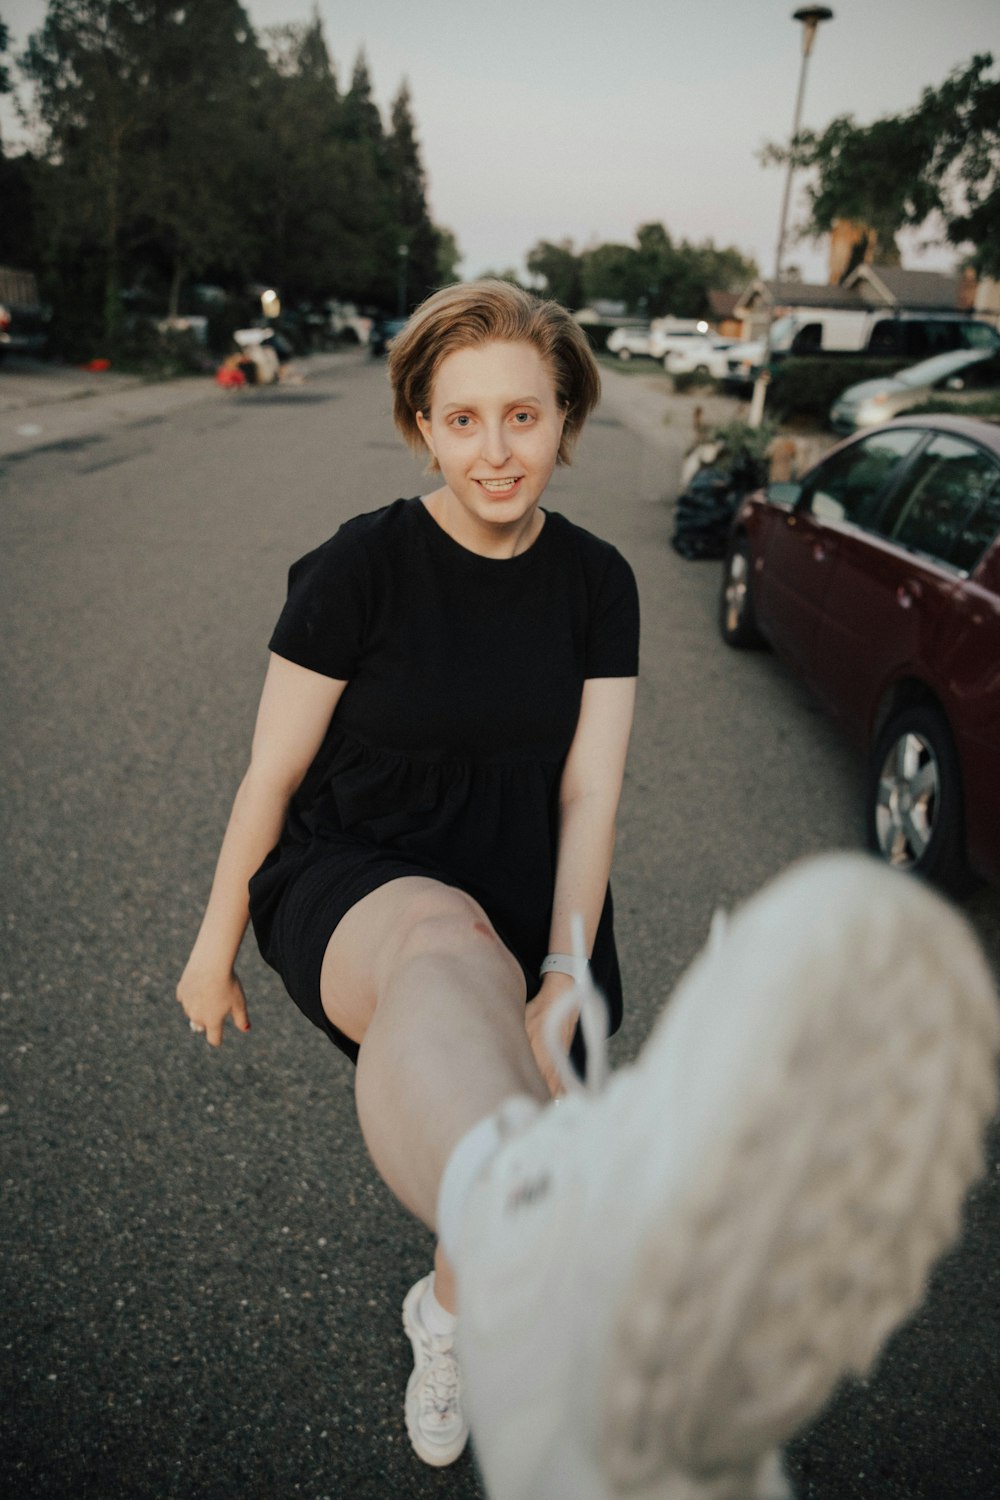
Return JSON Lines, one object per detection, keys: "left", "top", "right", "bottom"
{"left": 664, "top": 336, "right": 737, "bottom": 381}
{"left": 649, "top": 327, "right": 715, "bottom": 366}
{"left": 0, "top": 266, "right": 49, "bottom": 362}
{"left": 719, "top": 415, "right": 1000, "bottom": 891}
{"left": 829, "top": 347, "right": 1000, "bottom": 434}
{"left": 606, "top": 326, "right": 654, "bottom": 361}
{"left": 724, "top": 313, "right": 999, "bottom": 390}
{"left": 369, "top": 317, "right": 408, "bottom": 357}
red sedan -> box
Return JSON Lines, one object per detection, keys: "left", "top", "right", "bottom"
{"left": 720, "top": 415, "right": 1000, "bottom": 891}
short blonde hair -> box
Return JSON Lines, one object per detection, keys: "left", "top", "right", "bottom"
{"left": 388, "top": 279, "right": 601, "bottom": 468}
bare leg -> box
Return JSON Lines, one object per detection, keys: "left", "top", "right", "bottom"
{"left": 319, "top": 877, "right": 550, "bottom": 1237}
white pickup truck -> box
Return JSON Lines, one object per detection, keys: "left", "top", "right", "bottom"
{"left": 724, "top": 310, "right": 998, "bottom": 387}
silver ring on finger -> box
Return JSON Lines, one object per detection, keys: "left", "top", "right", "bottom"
{"left": 189, "top": 1019, "right": 206, "bottom": 1034}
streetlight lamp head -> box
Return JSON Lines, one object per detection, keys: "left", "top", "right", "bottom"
{"left": 793, "top": 6, "right": 834, "bottom": 55}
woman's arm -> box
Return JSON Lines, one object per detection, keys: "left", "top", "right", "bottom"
{"left": 525, "top": 675, "right": 637, "bottom": 1093}
{"left": 177, "top": 654, "right": 347, "bottom": 1047}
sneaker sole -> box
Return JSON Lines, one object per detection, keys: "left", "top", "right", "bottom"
{"left": 598, "top": 855, "right": 999, "bottom": 1493}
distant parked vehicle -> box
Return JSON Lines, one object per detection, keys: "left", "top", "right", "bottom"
{"left": 664, "top": 336, "right": 736, "bottom": 381}
{"left": 606, "top": 326, "right": 653, "bottom": 361}
{"left": 829, "top": 348, "right": 1000, "bottom": 434}
{"left": 369, "top": 317, "right": 408, "bottom": 357}
{"left": 324, "top": 300, "right": 372, "bottom": 346}
{"left": 724, "top": 312, "right": 999, "bottom": 390}
{"left": 648, "top": 321, "right": 713, "bottom": 365}
{"left": 719, "top": 414, "right": 1000, "bottom": 891}
{"left": 0, "top": 266, "right": 50, "bottom": 362}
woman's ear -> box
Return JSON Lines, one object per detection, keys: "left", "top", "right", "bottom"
{"left": 415, "top": 409, "right": 436, "bottom": 460}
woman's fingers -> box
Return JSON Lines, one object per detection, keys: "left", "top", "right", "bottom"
{"left": 177, "top": 972, "right": 251, "bottom": 1046}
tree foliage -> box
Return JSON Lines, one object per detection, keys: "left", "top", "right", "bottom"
{"left": 13, "top": 0, "right": 459, "bottom": 355}
{"left": 764, "top": 53, "right": 1000, "bottom": 277}
{"left": 527, "top": 223, "right": 756, "bottom": 318}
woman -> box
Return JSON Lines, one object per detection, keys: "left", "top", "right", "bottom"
{"left": 177, "top": 279, "right": 997, "bottom": 1500}
{"left": 177, "top": 279, "right": 640, "bottom": 1467}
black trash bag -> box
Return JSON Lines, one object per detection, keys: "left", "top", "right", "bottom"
{"left": 670, "top": 458, "right": 766, "bottom": 561}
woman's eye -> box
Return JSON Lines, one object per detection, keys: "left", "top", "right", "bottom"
{"left": 452, "top": 414, "right": 472, "bottom": 428}
{"left": 512, "top": 410, "right": 533, "bottom": 424}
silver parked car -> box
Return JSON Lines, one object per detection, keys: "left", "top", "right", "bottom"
{"left": 829, "top": 346, "right": 1000, "bottom": 434}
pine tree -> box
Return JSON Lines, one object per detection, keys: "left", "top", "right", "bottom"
{"left": 387, "top": 80, "right": 439, "bottom": 306}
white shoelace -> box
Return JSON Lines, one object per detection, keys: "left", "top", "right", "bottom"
{"left": 541, "top": 913, "right": 609, "bottom": 1096}
{"left": 420, "top": 1338, "right": 461, "bottom": 1422}
{"left": 542, "top": 909, "right": 730, "bottom": 1098}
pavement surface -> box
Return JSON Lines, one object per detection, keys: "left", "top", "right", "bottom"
{"left": 2, "top": 350, "right": 999, "bottom": 1499}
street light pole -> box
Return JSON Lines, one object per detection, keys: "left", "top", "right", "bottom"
{"left": 749, "top": 6, "right": 833, "bottom": 427}
{"left": 397, "top": 243, "right": 409, "bottom": 319}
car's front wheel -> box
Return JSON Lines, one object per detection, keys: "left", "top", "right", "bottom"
{"left": 866, "top": 703, "right": 973, "bottom": 893}
{"left": 719, "top": 537, "right": 764, "bottom": 647}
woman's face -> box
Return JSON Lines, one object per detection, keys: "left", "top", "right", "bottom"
{"left": 415, "top": 339, "right": 566, "bottom": 550}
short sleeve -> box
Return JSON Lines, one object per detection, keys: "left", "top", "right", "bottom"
{"left": 268, "top": 529, "right": 369, "bottom": 681}
{"left": 585, "top": 548, "right": 640, "bottom": 677}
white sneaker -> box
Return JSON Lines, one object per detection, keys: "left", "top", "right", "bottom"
{"left": 402, "top": 1273, "right": 468, "bottom": 1467}
{"left": 451, "top": 854, "right": 999, "bottom": 1500}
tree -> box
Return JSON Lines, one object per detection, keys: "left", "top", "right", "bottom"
{"left": 387, "top": 80, "right": 438, "bottom": 305}
{"left": 21, "top": 0, "right": 264, "bottom": 343}
{"left": 764, "top": 53, "right": 1000, "bottom": 277}
{"left": 542, "top": 224, "right": 755, "bottom": 319}
{"left": 433, "top": 225, "right": 462, "bottom": 287}
{"left": 0, "top": 18, "right": 11, "bottom": 96}
{"left": 525, "top": 239, "right": 583, "bottom": 308}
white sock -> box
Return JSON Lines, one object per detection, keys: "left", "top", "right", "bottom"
{"left": 436, "top": 1112, "right": 506, "bottom": 1262}
{"left": 420, "top": 1273, "right": 458, "bottom": 1337}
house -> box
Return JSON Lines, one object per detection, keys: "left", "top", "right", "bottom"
{"left": 732, "top": 264, "right": 987, "bottom": 343}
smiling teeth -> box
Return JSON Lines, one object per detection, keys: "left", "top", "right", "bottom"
{"left": 479, "top": 478, "right": 519, "bottom": 492}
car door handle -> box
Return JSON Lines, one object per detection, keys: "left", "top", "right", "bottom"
{"left": 897, "top": 580, "right": 922, "bottom": 609}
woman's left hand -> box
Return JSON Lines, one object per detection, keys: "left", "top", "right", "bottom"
{"left": 525, "top": 973, "right": 579, "bottom": 1098}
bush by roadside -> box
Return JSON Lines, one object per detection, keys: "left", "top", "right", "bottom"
{"left": 905, "top": 393, "right": 1000, "bottom": 421}
{"left": 766, "top": 356, "right": 910, "bottom": 421}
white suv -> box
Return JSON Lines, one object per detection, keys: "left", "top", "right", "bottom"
{"left": 606, "top": 326, "right": 653, "bottom": 361}
{"left": 663, "top": 336, "right": 736, "bottom": 380}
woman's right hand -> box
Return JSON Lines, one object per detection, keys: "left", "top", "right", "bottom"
{"left": 176, "top": 966, "right": 251, "bottom": 1048}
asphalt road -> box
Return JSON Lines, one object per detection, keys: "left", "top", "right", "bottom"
{"left": 2, "top": 352, "right": 999, "bottom": 1500}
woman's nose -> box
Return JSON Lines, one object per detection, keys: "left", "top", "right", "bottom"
{"left": 480, "top": 421, "right": 512, "bottom": 467}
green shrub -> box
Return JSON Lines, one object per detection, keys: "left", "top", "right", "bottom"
{"left": 672, "top": 369, "right": 718, "bottom": 394}
{"left": 709, "top": 419, "right": 778, "bottom": 484}
{"left": 767, "top": 356, "right": 910, "bottom": 420}
{"left": 905, "top": 393, "right": 1000, "bottom": 420}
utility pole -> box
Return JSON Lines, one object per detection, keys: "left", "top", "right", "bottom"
{"left": 749, "top": 7, "right": 834, "bottom": 427}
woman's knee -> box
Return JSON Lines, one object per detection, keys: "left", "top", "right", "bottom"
{"left": 390, "top": 886, "right": 521, "bottom": 988}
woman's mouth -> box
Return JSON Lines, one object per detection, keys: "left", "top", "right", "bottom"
{"left": 475, "top": 476, "right": 522, "bottom": 496}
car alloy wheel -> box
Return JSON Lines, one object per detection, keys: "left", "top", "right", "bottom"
{"left": 719, "top": 538, "right": 763, "bottom": 648}
{"left": 866, "top": 704, "right": 973, "bottom": 893}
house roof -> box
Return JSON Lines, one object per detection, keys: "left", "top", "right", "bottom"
{"left": 843, "top": 265, "right": 963, "bottom": 309}
{"left": 737, "top": 266, "right": 966, "bottom": 317}
{"left": 737, "top": 278, "right": 867, "bottom": 313}
{"left": 707, "top": 289, "right": 740, "bottom": 321}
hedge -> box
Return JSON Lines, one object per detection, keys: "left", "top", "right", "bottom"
{"left": 766, "top": 356, "right": 910, "bottom": 420}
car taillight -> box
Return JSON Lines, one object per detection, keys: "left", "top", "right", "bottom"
{"left": 0, "top": 307, "right": 10, "bottom": 332}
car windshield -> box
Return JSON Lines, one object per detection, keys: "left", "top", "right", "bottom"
{"left": 769, "top": 316, "right": 798, "bottom": 344}
{"left": 897, "top": 349, "right": 989, "bottom": 388}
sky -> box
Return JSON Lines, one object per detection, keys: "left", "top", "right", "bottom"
{"left": 2, "top": 0, "right": 998, "bottom": 287}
